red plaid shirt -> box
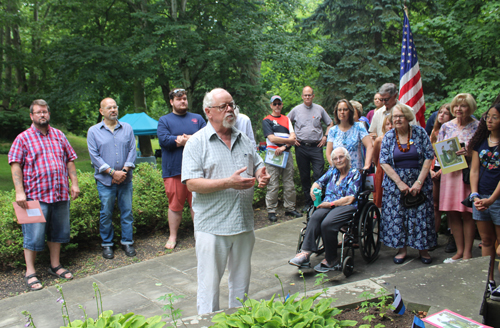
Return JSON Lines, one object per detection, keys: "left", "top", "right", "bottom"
{"left": 8, "top": 125, "right": 77, "bottom": 203}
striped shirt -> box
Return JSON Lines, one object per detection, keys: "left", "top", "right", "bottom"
{"left": 8, "top": 125, "right": 77, "bottom": 203}
{"left": 181, "top": 122, "right": 264, "bottom": 235}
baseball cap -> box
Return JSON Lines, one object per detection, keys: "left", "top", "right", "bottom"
{"left": 270, "top": 95, "right": 282, "bottom": 103}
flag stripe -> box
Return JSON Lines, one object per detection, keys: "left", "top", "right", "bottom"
{"left": 398, "top": 11, "right": 426, "bottom": 128}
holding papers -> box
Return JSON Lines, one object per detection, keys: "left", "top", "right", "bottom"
{"left": 12, "top": 200, "right": 46, "bottom": 224}
{"left": 265, "top": 148, "right": 289, "bottom": 169}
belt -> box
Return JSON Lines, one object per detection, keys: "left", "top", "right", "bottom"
{"left": 299, "top": 141, "right": 320, "bottom": 147}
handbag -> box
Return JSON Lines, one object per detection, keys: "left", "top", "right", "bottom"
{"left": 401, "top": 192, "right": 426, "bottom": 208}
{"left": 461, "top": 196, "right": 473, "bottom": 208}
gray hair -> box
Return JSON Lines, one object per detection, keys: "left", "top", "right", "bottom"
{"left": 331, "top": 146, "right": 351, "bottom": 170}
{"left": 202, "top": 88, "right": 225, "bottom": 119}
{"left": 378, "top": 83, "right": 398, "bottom": 97}
{"left": 30, "top": 99, "right": 50, "bottom": 114}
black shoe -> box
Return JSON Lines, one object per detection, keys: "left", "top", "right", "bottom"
{"left": 445, "top": 235, "right": 457, "bottom": 253}
{"left": 102, "top": 246, "right": 114, "bottom": 259}
{"left": 285, "top": 210, "right": 302, "bottom": 218}
{"left": 121, "top": 244, "right": 136, "bottom": 257}
{"left": 268, "top": 213, "right": 277, "bottom": 222}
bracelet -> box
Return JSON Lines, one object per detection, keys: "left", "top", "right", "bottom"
{"left": 469, "top": 192, "right": 480, "bottom": 201}
{"left": 109, "top": 169, "right": 115, "bottom": 176}
{"left": 417, "top": 180, "right": 422, "bottom": 185}
{"left": 330, "top": 202, "right": 335, "bottom": 208}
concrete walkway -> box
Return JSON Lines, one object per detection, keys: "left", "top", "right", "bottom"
{"left": 0, "top": 217, "right": 489, "bottom": 328}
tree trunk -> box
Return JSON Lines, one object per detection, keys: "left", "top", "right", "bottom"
{"left": 134, "top": 79, "right": 153, "bottom": 157}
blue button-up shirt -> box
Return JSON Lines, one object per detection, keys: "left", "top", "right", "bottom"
{"left": 87, "top": 121, "right": 136, "bottom": 186}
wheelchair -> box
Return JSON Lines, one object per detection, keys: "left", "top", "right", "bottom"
{"left": 295, "top": 172, "right": 381, "bottom": 277}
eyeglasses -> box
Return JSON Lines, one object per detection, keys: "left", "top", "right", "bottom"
{"left": 332, "top": 155, "right": 345, "bottom": 162}
{"left": 272, "top": 102, "right": 282, "bottom": 106}
{"left": 337, "top": 107, "right": 349, "bottom": 112}
{"left": 392, "top": 115, "right": 406, "bottom": 120}
{"left": 33, "top": 111, "right": 49, "bottom": 116}
{"left": 209, "top": 102, "right": 236, "bottom": 112}
{"left": 379, "top": 97, "right": 391, "bottom": 102}
{"left": 303, "top": 94, "right": 313, "bottom": 98}
{"left": 104, "top": 106, "right": 119, "bottom": 110}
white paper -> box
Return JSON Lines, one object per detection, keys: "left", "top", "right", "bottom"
{"left": 26, "top": 208, "right": 42, "bottom": 217}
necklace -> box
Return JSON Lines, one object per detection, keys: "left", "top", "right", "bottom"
{"left": 396, "top": 127, "right": 411, "bottom": 153}
{"left": 489, "top": 136, "right": 499, "bottom": 144}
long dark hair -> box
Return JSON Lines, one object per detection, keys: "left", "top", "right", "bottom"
{"left": 468, "top": 104, "right": 500, "bottom": 156}
{"left": 430, "top": 103, "right": 453, "bottom": 144}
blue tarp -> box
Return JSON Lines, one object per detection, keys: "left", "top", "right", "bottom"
{"left": 119, "top": 112, "right": 158, "bottom": 136}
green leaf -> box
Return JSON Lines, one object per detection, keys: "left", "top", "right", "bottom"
{"left": 301, "top": 298, "right": 313, "bottom": 312}
{"left": 339, "top": 320, "right": 358, "bottom": 327}
{"left": 241, "top": 315, "right": 254, "bottom": 325}
{"left": 254, "top": 307, "right": 272, "bottom": 323}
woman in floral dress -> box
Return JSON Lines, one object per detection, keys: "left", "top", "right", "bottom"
{"left": 380, "top": 104, "right": 436, "bottom": 264}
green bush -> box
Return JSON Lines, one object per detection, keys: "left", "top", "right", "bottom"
{"left": 0, "top": 190, "right": 24, "bottom": 267}
{"left": 0, "top": 163, "right": 169, "bottom": 267}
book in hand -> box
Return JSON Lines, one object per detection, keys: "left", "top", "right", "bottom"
{"left": 13, "top": 200, "right": 46, "bottom": 224}
{"left": 265, "top": 148, "right": 289, "bottom": 169}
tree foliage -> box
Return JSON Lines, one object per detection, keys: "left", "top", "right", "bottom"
{"left": 302, "top": 0, "right": 446, "bottom": 113}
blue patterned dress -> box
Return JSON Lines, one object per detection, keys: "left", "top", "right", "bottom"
{"left": 327, "top": 122, "right": 368, "bottom": 169}
{"left": 379, "top": 126, "right": 437, "bottom": 250}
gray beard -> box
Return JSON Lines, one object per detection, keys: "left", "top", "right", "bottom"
{"left": 222, "top": 114, "right": 236, "bottom": 129}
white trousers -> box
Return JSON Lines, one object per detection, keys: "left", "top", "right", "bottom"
{"left": 195, "top": 230, "right": 255, "bottom": 315}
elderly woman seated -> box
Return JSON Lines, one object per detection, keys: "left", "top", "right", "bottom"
{"left": 289, "top": 147, "right": 361, "bottom": 273}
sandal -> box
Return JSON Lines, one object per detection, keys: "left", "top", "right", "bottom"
{"left": 165, "top": 239, "right": 177, "bottom": 250}
{"left": 48, "top": 265, "right": 73, "bottom": 280}
{"left": 24, "top": 273, "right": 43, "bottom": 291}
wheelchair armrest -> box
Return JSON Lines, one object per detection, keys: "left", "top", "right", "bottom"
{"left": 357, "top": 190, "right": 371, "bottom": 200}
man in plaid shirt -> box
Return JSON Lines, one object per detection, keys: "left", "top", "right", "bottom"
{"left": 9, "top": 99, "right": 80, "bottom": 291}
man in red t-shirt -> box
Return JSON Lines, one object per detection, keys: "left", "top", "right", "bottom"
{"left": 262, "top": 96, "right": 302, "bottom": 222}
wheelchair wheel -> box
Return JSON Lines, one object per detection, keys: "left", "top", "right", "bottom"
{"left": 358, "top": 202, "right": 381, "bottom": 263}
{"left": 342, "top": 256, "right": 354, "bottom": 277}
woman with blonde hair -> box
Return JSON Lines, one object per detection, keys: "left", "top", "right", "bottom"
{"left": 438, "top": 93, "right": 479, "bottom": 263}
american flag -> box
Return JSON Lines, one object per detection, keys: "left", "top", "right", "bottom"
{"left": 399, "top": 10, "right": 426, "bottom": 127}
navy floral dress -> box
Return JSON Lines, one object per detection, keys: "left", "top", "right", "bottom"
{"left": 379, "top": 126, "right": 437, "bottom": 250}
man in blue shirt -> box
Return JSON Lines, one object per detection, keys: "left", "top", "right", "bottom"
{"left": 158, "top": 89, "right": 206, "bottom": 249}
{"left": 87, "top": 98, "right": 137, "bottom": 259}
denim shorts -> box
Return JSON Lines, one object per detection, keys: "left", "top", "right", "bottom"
{"left": 473, "top": 194, "right": 500, "bottom": 226}
{"left": 22, "top": 200, "right": 71, "bottom": 251}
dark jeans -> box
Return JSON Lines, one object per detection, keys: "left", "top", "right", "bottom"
{"left": 295, "top": 144, "right": 325, "bottom": 205}
{"left": 302, "top": 206, "right": 356, "bottom": 264}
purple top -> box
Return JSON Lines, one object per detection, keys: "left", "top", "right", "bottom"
{"left": 393, "top": 143, "right": 419, "bottom": 168}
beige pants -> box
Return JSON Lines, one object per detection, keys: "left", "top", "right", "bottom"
{"left": 265, "top": 152, "right": 296, "bottom": 213}
{"left": 195, "top": 230, "right": 255, "bottom": 315}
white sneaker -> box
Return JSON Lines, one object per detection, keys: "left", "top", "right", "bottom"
{"left": 443, "top": 257, "right": 461, "bottom": 264}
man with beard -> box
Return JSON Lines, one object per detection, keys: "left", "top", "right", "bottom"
{"left": 157, "top": 88, "right": 206, "bottom": 249}
{"left": 182, "top": 88, "right": 270, "bottom": 314}
{"left": 9, "top": 99, "right": 80, "bottom": 291}
{"left": 87, "top": 98, "right": 137, "bottom": 259}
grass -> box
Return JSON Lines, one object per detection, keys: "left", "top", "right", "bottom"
{"left": 0, "top": 133, "right": 158, "bottom": 192}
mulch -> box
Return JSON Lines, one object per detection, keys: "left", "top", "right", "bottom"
{"left": 0, "top": 205, "right": 300, "bottom": 300}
